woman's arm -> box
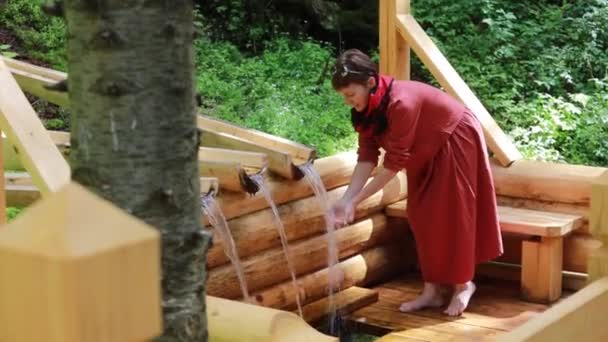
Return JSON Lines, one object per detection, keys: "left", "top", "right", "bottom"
{"left": 341, "top": 161, "right": 375, "bottom": 202}
{"left": 352, "top": 167, "right": 397, "bottom": 206}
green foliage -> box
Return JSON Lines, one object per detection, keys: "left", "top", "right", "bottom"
{"left": 195, "top": 36, "right": 356, "bottom": 156}
{"left": 1, "top": 0, "right": 606, "bottom": 165}
{"left": 0, "top": 0, "right": 67, "bottom": 70}
{"left": 6, "top": 207, "right": 22, "bottom": 221}
{"left": 411, "top": 0, "right": 608, "bottom": 166}
{"left": 0, "top": 44, "right": 18, "bottom": 58}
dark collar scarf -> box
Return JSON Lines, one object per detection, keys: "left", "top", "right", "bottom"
{"left": 351, "top": 74, "right": 394, "bottom": 137}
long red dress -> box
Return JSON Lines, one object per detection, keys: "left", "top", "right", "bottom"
{"left": 357, "top": 77, "right": 503, "bottom": 284}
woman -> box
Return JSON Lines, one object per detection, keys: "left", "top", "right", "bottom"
{"left": 330, "top": 49, "right": 503, "bottom": 316}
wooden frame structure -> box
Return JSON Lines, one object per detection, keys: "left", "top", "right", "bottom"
{"left": 379, "top": 0, "right": 522, "bottom": 167}
{"left": 1, "top": 1, "right": 607, "bottom": 338}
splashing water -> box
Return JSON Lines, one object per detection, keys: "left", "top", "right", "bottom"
{"left": 201, "top": 194, "right": 250, "bottom": 302}
{"left": 250, "top": 174, "right": 303, "bottom": 317}
{"left": 298, "top": 163, "right": 340, "bottom": 335}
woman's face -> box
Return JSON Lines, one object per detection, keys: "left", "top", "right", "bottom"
{"left": 337, "top": 77, "right": 376, "bottom": 112}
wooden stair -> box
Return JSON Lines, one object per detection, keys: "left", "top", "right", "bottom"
{"left": 385, "top": 200, "right": 584, "bottom": 303}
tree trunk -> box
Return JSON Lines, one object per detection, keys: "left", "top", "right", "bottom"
{"left": 63, "top": 1, "right": 210, "bottom": 341}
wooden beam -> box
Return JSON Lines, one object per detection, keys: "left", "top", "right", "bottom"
{"left": 379, "top": 0, "right": 390, "bottom": 74}
{"left": 389, "top": 0, "right": 410, "bottom": 79}
{"left": 207, "top": 296, "right": 338, "bottom": 342}
{"left": 200, "top": 127, "right": 299, "bottom": 179}
{"left": 198, "top": 115, "right": 315, "bottom": 164}
{"left": 200, "top": 160, "right": 259, "bottom": 194}
{"left": 199, "top": 147, "right": 267, "bottom": 169}
{"left": 0, "top": 58, "right": 70, "bottom": 195}
{"left": 395, "top": 14, "right": 522, "bottom": 166}
{"left": 4, "top": 57, "right": 69, "bottom": 108}
{"left": 498, "top": 277, "right": 608, "bottom": 342}
{"left": 300, "top": 286, "right": 378, "bottom": 324}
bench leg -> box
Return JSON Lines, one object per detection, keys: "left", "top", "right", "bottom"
{"left": 521, "top": 236, "right": 563, "bottom": 303}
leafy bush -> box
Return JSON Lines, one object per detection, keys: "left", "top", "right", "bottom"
{"left": 195, "top": 37, "right": 356, "bottom": 156}
{"left": 0, "top": 0, "right": 67, "bottom": 70}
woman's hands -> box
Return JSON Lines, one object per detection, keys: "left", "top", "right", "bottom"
{"left": 331, "top": 197, "right": 356, "bottom": 227}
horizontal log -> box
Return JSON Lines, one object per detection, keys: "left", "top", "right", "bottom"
{"left": 206, "top": 173, "right": 408, "bottom": 268}
{"left": 492, "top": 159, "right": 606, "bottom": 205}
{"left": 198, "top": 114, "right": 315, "bottom": 164}
{"left": 214, "top": 152, "right": 366, "bottom": 221}
{"left": 207, "top": 213, "right": 396, "bottom": 299}
{"left": 252, "top": 243, "right": 411, "bottom": 311}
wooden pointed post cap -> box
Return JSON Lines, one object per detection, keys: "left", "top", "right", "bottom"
{"left": 0, "top": 181, "right": 162, "bottom": 342}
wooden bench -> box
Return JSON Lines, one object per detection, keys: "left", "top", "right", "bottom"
{"left": 385, "top": 200, "right": 584, "bottom": 303}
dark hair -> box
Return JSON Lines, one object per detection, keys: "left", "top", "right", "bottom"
{"left": 332, "top": 49, "right": 391, "bottom": 136}
{"left": 331, "top": 49, "right": 378, "bottom": 90}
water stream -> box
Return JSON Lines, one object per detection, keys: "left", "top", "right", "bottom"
{"left": 201, "top": 194, "right": 251, "bottom": 302}
{"left": 298, "top": 163, "right": 340, "bottom": 335}
{"left": 251, "top": 174, "right": 304, "bottom": 317}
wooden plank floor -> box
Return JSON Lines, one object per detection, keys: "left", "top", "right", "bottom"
{"left": 346, "top": 275, "right": 566, "bottom": 341}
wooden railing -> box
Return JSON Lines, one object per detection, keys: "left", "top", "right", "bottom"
{"left": 498, "top": 170, "right": 608, "bottom": 341}
{"left": 0, "top": 58, "right": 71, "bottom": 211}
{"left": 379, "top": 0, "right": 522, "bottom": 167}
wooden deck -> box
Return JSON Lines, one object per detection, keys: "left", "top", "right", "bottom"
{"left": 345, "top": 275, "right": 567, "bottom": 341}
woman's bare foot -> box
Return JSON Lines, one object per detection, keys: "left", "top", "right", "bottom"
{"left": 399, "top": 282, "right": 444, "bottom": 312}
{"left": 444, "top": 281, "right": 476, "bottom": 316}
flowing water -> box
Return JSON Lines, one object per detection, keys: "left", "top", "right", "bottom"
{"left": 251, "top": 174, "right": 303, "bottom": 317}
{"left": 201, "top": 194, "right": 251, "bottom": 302}
{"left": 298, "top": 163, "right": 340, "bottom": 335}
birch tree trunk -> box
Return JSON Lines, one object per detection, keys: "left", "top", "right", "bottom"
{"left": 62, "top": 1, "right": 210, "bottom": 340}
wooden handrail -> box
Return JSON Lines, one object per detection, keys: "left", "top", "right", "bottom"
{"left": 392, "top": 14, "right": 522, "bottom": 167}
{"left": 0, "top": 58, "right": 70, "bottom": 195}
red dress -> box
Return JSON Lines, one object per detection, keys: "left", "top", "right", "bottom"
{"left": 357, "top": 77, "right": 503, "bottom": 284}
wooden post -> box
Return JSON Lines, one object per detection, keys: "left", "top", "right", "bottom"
{"left": 0, "top": 182, "right": 162, "bottom": 342}
{"left": 380, "top": 0, "right": 411, "bottom": 79}
{"left": 589, "top": 171, "right": 608, "bottom": 281}
{"left": 521, "top": 237, "right": 564, "bottom": 303}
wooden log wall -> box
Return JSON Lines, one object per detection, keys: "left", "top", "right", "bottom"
{"left": 205, "top": 152, "right": 411, "bottom": 312}
{"left": 205, "top": 154, "right": 608, "bottom": 312}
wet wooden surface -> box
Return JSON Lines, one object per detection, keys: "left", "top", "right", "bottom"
{"left": 346, "top": 275, "right": 568, "bottom": 341}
